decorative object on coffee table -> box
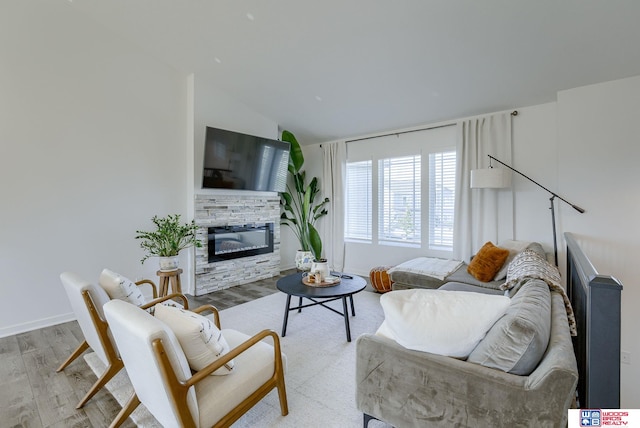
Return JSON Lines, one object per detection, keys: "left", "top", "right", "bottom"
{"left": 369, "top": 266, "right": 394, "bottom": 293}
{"left": 310, "top": 258, "right": 330, "bottom": 278}
{"left": 135, "top": 214, "right": 201, "bottom": 270}
{"left": 302, "top": 272, "right": 340, "bottom": 287}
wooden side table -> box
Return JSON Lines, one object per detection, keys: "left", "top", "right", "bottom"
{"left": 156, "top": 268, "right": 183, "bottom": 297}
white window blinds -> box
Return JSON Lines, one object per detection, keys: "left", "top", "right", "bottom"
{"left": 378, "top": 155, "right": 421, "bottom": 244}
{"left": 345, "top": 160, "right": 372, "bottom": 241}
{"left": 428, "top": 150, "right": 456, "bottom": 250}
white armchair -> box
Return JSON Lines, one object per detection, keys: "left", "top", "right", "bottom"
{"left": 103, "top": 299, "right": 289, "bottom": 428}
{"left": 57, "top": 271, "right": 188, "bottom": 409}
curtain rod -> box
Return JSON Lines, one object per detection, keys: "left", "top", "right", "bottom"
{"left": 343, "top": 110, "right": 518, "bottom": 144}
{"left": 345, "top": 123, "right": 455, "bottom": 144}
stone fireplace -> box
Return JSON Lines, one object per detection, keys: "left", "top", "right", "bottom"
{"left": 194, "top": 194, "right": 281, "bottom": 296}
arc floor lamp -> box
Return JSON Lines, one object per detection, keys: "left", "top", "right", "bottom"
{"left": 470, "top": 154, "right": 585, "bottom": 266}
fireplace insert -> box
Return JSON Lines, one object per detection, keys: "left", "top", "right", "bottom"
{"left": 207, "top": 223, "right": 274, "bottom": 263}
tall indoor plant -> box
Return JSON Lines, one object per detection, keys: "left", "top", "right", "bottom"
{"left": 280, "top": 130, "right": 329, "bottom": 270}
{"left": 135, "top": 214, "right": 201, "bottom": 271}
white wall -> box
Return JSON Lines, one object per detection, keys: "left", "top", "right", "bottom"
{"left": 0, "top": 1, "right": 188, "bottom": 336}
{"left": 557, "top": 75, "right": 640, "bottom": 408}
{"left": 511, "top": 102, "right": 559, "bottom": 253}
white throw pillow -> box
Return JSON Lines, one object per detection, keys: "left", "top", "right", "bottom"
{"left": 154, "top": 304, "right": 234, "bottom": 375}
{"left": 376, "top": 289, "right": 510, "bottom": 358}
{"left": 99, "top": 268, "right": 146, "bottom": 306}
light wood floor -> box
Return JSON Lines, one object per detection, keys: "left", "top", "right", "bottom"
{"left": 0, "top": 271, "right": 290, "bottom": 428}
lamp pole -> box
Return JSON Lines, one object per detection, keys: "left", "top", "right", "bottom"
{"left": 487, "top": 155, "right": 585, "bottom": 266}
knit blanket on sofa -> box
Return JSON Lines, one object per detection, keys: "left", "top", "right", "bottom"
{"left": 501, "top": 249, "right": 577, "bottom": 336}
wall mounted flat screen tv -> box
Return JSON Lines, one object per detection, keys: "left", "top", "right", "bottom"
{"left": 202, "top": 126, "right": 290, "bottom": 192}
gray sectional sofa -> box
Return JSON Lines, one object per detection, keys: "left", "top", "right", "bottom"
{"left": 356, "top": 243, "right": 579, "bottom": 427}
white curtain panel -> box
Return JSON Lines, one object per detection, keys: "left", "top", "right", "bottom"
{"left": 321, "top": 141, "right": 347, "bottom": 272}
{"left": 453, "top": 113, "right": 513, "bottom": 261}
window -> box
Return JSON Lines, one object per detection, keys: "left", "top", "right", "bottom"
{"left": 345, "top": 160, "right": 372, "bottom": 241}
{"left": 378, "top": 155, "right": 421, "bottom": 244}
{"left": 344, "top": 126, "right": 456, "bottom": 255}
{"left": 429, "top": 151, "right": 456, "bottom": 250}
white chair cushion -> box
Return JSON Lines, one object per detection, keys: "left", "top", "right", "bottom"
{"left": 195, "top": 329, "right": 282, "bottom": 427}
{"left": 99, "top": 268, "right": 146, "bottom": 306}
{"left": 154, "top": 304, "right": 235, "bottom": 375}
{"left": 376, "top": 289, "right": 510, "bottom": 358}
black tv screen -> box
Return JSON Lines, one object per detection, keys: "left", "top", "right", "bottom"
{"left": 202, "top": 127, "right": 290, "bottom": 192}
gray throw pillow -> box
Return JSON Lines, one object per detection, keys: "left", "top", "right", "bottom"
{"left": 467, "top": 279, "right": 551, "bottom": 375}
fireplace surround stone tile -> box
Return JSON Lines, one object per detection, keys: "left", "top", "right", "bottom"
{"left": 194, "top": 194, "right": 281, "bottom": 296}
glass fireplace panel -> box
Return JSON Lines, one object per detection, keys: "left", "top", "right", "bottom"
{"left": 207, "top": 223, "right": 274, "bottom": 263}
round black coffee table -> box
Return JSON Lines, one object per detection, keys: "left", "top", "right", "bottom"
{"left": 276, "top": 272, "right": 367, "bottom": 342}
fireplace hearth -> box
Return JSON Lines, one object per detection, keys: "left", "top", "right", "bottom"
{"left": 207, "top": 223, "right": 274, "bottom": 263}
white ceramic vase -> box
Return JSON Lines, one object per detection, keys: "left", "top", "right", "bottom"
{"left": 295, "top": 250, "right": 313, "bottom": 271}
{"left": 310, "top": 259, "right": 330, "bottom": 280}
{"left": 159, "top": 255, "right": 179, "bottom": 271}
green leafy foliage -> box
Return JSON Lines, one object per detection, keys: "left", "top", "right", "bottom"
{"left": 280, "top": 130, "right": 329, "bottom": 261}
{"left": 135, "top": 214, "right": 202, "bottom": 264}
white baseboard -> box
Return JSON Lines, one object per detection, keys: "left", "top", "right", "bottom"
{"left": 0, "top": 312, "right": 76, "bottom": 339}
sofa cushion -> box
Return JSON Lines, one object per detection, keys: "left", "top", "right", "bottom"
{"left": 387, "top": 258, "right": 463, "bottom": 281}
{"left": 388, "top": 269, "right": 447, "bottom": 290}
{"left": 467, "top": 242, "right": 510, "bottom": 282}
{"left": 445, "top": 266, "right": 504, "bottom": 290}
{"left": 492, "top": 240, "right": 530, "bottom": 281}
{"left": 154, "top": 304, "right": 235, "bottom": 375}
{"left": 503, "top": 249, "right": 561, "bottom": 291}
{"left": 524, "top": 242, "right": 546, "bottom": 259}
{"left": 439, "top": 281, "right": 505, "bottom": 295}
{"left": 467, "top": 278, "right": 551, "bottom": 375}
{"left": 376, "top": 289, "right": 510, "bottom": 358}
{"left": 493, "top": 241, "right": 546, "bottom": 281}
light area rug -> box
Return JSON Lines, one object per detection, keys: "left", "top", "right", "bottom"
{"left": 85, "top": 290, "right": 392, "bottom": 427}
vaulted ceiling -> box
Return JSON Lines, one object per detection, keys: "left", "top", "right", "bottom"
{"left": 70, "top": 0, "right": 640, "bottom": 144}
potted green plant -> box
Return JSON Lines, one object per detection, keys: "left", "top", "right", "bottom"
{"left": 135, "top": 214, "right": 202, "bottom": 271}
{"left": 280, "top": 130, "right": 330, "bottom": 270}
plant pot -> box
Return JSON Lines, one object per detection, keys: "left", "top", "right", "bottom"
{"left": 295, "top": 250, "right": 313, "bottom": 271}
{"left": 310, "top": 258, "right": 330, "bottom": 280}
{"left": 159, "top": 256, "right": 179, "bottom": 272}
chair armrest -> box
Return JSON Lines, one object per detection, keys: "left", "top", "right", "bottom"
{"left": 140, "top": 293, "right": 189, "bottom": 310}
{"left": 191, "top": 304, "right": 221, "bottom": 329}
{"left": 135, "top": 279, "right": 158, "bottom": 299}
{"left": 187, "top": 329, "right": 283, "bottom": 387}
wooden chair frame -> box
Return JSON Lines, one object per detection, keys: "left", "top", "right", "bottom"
{"left": 57, "top": 277, "right": 188, "bottom": 409}
{"left": 109, "top": 305, "right": 288, "bottom": 428}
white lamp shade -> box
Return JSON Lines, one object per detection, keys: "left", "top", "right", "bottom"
{"left": 470, "top": 168, "right": 511, "bottom": 189}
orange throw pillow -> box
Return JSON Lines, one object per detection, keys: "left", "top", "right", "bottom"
{"left": 467, "top": 242, "right": 510, "bottom": 282}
